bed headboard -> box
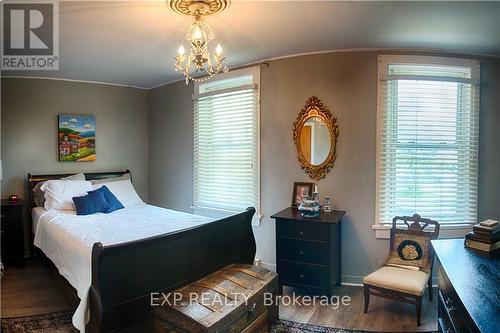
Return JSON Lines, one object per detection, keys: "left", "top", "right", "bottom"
{"left": 27, "top": 170, "right": 131, "bottom": 210}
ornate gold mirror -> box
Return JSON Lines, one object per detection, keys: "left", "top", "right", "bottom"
{"left": 293, "top": 96, "right": 339, "bottom": 180}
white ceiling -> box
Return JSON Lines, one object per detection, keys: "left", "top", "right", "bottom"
{"left": 3, "top": 0, "right": 500, "bottom": 89}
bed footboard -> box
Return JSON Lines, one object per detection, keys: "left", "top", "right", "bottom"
{"left": 88, "top": 207, "right": 256, "bottom": 333}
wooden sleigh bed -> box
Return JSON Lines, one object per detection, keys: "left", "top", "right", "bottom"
{"left": 28, "top": 170, "right": 257, "bottom": 333}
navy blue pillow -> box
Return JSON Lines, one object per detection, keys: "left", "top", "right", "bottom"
{"left": 88, "top": 185, "right": 124, "bottom": 213}
{"left": 73, "top": 191, "right": 109, "bottom": 216}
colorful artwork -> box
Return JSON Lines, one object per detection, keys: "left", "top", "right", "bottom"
{"left": 58, "top": 114, "right": 96, "bottom": 162}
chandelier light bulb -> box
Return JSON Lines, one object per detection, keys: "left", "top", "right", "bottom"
{"left": 178, "top": 45, "right": 185, "bottom": 55}
{"left": 215, "top": 43, "right": 223, "bottom": 55}
{"left": 193, "top": 26, "right": 203, "bottom": 40}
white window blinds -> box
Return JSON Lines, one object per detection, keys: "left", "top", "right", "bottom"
{"left": 377, "top": 56, "right": 480, "bottom": 226}
{"left": 193, "top": 68, "right": 260, "bottom": 217}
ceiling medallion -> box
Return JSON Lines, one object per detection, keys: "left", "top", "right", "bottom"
{"left": 169, "top": 0, "right": 230, "bottom": 16}
{"left": 168, "top": 0, "right": 230, "bottom": 84}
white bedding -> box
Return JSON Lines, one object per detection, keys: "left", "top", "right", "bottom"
{"left": 32, "top": 206, "right": 47, "bottom": 234}
{"left": 33, "top": 203, "right": 215, "bottom": 332}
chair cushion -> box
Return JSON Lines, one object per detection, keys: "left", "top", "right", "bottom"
{"left": 363, "top": 266, "right": 430, "bottom": 296}
{"left": 385, "top": 232, "right": 432, "bottom": 270}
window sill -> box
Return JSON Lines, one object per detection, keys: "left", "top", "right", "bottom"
{"left": 372, "top": 224, "right": 473, "bottom": 239}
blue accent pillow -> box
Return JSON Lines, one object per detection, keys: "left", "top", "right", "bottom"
{"left": 73, "top": 191, "right": 109, "bottom": 216}
{"left": 88, "top": 185, "right": 124, "bottom": 213}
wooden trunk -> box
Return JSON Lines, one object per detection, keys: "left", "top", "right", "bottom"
{"left": 153, "top": 264, "right": 278, "bottom": 333}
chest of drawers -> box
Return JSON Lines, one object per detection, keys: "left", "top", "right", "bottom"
{"left": 1, "top": 199, "right": 25, "bottom": 267}
{"left": 272, "top": 208, "right": 345, "bottom": 297}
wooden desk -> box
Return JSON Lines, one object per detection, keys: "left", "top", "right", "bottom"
{"left": 432, "top": 239, "right": 500, "bottom": 333}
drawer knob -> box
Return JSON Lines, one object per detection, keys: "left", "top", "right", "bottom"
{"left": 299, "top": 274, "right": 304, "bottom": 279}
{"left": 299, "top": 251, "right": 304, "bottom": 255}
{"left": 445, "top": 297, "right": 457, "bottom": 312}
{"left": 299, "top": 231, "right": 304, "bottom": 236}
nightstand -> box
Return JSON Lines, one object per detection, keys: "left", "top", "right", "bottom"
{"left": 1, "top": 199, "right": 25, "bottom": 267}
{"left": 272, "top": 207, "right": 345, "bottom": 297}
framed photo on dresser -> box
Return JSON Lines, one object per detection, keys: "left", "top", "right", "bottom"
{"left": 291, "top": 182, "right": 314, "bottom": 207}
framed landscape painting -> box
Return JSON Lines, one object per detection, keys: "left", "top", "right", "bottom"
{"left": 58, "top": 114, "right": 96, "bottom": 162}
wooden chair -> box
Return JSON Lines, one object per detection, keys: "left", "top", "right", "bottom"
{"left": 363, "top": 214, "right": 440, "bottom": 326}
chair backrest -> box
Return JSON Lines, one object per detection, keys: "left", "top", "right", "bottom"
{"left": 389, "top": 214, "right": 440, "bottom": 272}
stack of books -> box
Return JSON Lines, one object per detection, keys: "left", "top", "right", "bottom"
{"left": 465, "top": 219, "right": 500, "bottom": 253}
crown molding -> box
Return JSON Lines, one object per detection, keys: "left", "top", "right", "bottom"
{"left": 4, "top": 47, "right": 499, "bottom": 90}
{"left": 151, "top": 47, "right": 499, "bottom": 89}
{"left": 0, "top": 76, "right": 150, "bottom": 90}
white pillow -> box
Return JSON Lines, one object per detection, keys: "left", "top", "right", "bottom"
{"left": 90, "top": 173, "right": 130, "bottom": 185}
{"left": 41, "top": 180, "right": 93, "bottom": 211}
{"left": 33, "top": 173, "right": 86, "bottom": 207}
{"left": 64, "top": 173, "right": 86, "bottom": 180}
{"left": 93, "top": 179, "right": 143, "bottom": 207}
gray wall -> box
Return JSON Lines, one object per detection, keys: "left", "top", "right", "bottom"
{"left": 148, "top": 80, "right": 194, "bottom": 212}
{"left": 1, "top": 78, "right": 149, "bottom": 202}
{"left": 478, "top": 58, "right": 500, "bottom": 221}
{"left": 259, "top": 52, "right": 384, "bottom": 282}
{"left": 148, "top": 51, "right": 500, "bottom": 283}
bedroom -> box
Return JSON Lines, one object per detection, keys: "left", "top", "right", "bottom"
{"left": 1, "top": 1, "right": 499, "bottom": 333}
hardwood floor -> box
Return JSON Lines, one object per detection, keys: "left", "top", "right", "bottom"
{"left": 280, "top": 286, "right": 437, "bottom": 332}
{"left": 1, "top": 259, "right": 437, "bottom": 332}
{"left": 1, "top": 259, "right": 74, "bottom": 318}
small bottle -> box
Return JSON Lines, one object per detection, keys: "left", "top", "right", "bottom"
{"left": 324, "top": 196, "right": 332, "bottom": 213}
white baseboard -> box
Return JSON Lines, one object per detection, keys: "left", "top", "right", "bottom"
{"left": 341, "top": 275, "right": 364, "bottom": 286}
{"left": 255, "top": 262, "right": 438, "bottom": 288}
{"left": 260, "top": 261, "right": 276, "bottom": 272}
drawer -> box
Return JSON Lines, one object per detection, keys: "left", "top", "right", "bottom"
{"left": 1, "top": 236, "right": 23, "bottom": 247}
{"left": 279, "top": 238, "right": 327, "bottom": 265}
{"left": 438, "top": 318, "right": 456, "bottom": 333}
{"left": 278, "top": 220, "right": 327, "bottom": 241}
{"left": 279, "top": 261, "right": 328, "bottom": 287}
{"left": 438, "top": 267, "right": 472, "bottom": 332}
{"left": 1, "top": 220, "right": 22, "bottom": 234}
{"left": 0, "top": 237, "right": 23, "bottom": 258}
{"left": 1, "top": 209, "right": 21, "bottom": 223}
{"left": 438, "top": 290, "right": 456, "bottom": 333}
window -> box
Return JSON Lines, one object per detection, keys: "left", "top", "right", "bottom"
{"left": 375, "top": 55, "right": 480, "bottom": 237}
{"left": 193, "top": 67, "right": 260, "bottom": 218}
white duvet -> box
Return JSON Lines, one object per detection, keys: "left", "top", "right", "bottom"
{"left": 33, "top": 203, "right": 215, "bottom": 332}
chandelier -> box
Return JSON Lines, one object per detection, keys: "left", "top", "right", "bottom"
{"left": 168, "top": 0, "right": 230, "bottom": 84}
